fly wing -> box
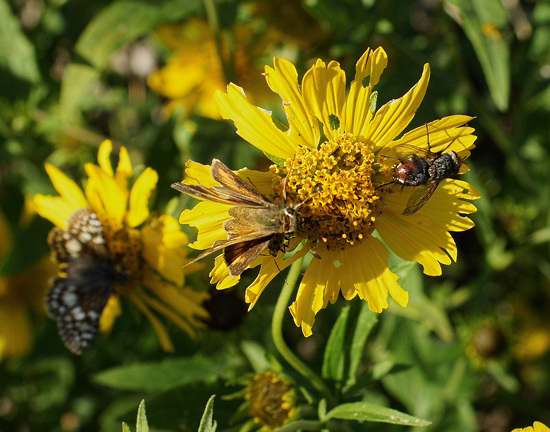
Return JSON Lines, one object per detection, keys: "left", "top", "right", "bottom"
{"left": 224, "top": 237, "right": 273, "bottom": 277}
{"left": 381, "top": 143, "right": 435, "bottom": 162}
{"left": 210, "top": 159, "right": 274, "bottom": 207}
{"left": 402, "top": 181, "right": 439, "bottom": 215}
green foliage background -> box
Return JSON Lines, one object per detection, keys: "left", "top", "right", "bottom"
{"left": 1, "top": 0, "right": 550, "bottom": 431}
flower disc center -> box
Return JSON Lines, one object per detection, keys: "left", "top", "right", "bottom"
{"left": 274, "top": 133, "right": 381, "bottom": 250}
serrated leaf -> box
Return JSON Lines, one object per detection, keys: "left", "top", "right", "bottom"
{"left": 446, "top": 0, "right": 510, "bottom": 110}
{"left": 136, "top": 400, "right": 149, "bottom": 432}
{"left": 94, "top": 357, "right": 224, "bottom": 391}
{"left": 198, "top": 395, "right": 217, "bottom": 432}
{"left": 326, "top": 402, "right": 431, "bottom": 426}
{"left": 0, "top": 0, "right": 40, "bottom": 83}
{"left": 322, "top": 305, "right": 350, "bottom": 381}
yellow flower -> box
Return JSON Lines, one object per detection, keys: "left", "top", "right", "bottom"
{"left": 245, "top": 371, "right": 297, "bottom": 430}
{"left": 148, "top": 18, "right": 274, "bottom": 119}
{"left": 178, "top": 47, "right": 479, "bottom": 336}
{"left": 0, "top": 211, "right": 56, "bottom": 359}
{"left": 34, "top": 140, "right": 209, "bottom": 353}
{"left": 512, "top": 422, "right": 550, "bottom": 432}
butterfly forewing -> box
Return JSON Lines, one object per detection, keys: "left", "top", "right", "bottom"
{"left": 210, "top": 159, "right": 272, "bottom": 206}
{"left": 46, "top": 207, "right": 123, "bottom": 354}
{"left": 172, "top": 159, "right": 300, "bottom": 277}
{"left": 48, "top": 208, "right": 109, "bottom": 263}
{"left": 224, "top": 237, "right": 273, "bottom": 277}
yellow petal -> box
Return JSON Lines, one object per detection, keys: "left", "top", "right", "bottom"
{"left": 84, "top": 164, "right": 128, "bottom": 225}
{"left": 335, "top": 239, "right": 406, "bottom": 311}
{"left": 127, "top": 167, "right": 158, "bottom": 227}
{"left": 179, "top": 201, "right": 230, "bottom": 249}
{"left": 245, "top": 241, "right": 309, "bottom": 309}
{"left": 377, "top": 180, "right": 479, "bottom": 276}
{"left": 142, "top": 271, "right": 209, "bottom": 336}
{"left": 0, "top": 304, "right": 32, "bottom": 358}
{"left": 215, "top": 84, "right": 297, "bottom": 158}
{"left": 33, "top": 195, "right": 77, "bottom": 229}
{"left": 290, "top": 238, "right": 406, "bottom": 337}
{"left": 381, "top": 115, "right": 476, "bottom": 160}
{"left": 115, "top": 146, "right": 133, "bottom": 188}
{"left": 99, "top": 296, "right": 121, "bottom": 333}
{"left": 130, "top": 291, "right": 174, "bottom": 352}
{"left": 98, "top": 140, "right": 114, "bottom": 177}
{"left": 366, "top": 63, "right": 430, "bottom": 151}
{"left": 302, "top": 58, "right": 346, "bottom": 140}
{"left": 183, "top": 160, "right": 217, "bottom": 186}
{"left": 142, "top": 215, "right": 188, "bottom": 286}
{"left": 44, "top": 163, "right": 88, "bottom": 210}
{"left": 264, "top": 57, "right": 319, "bottom": 149}
{"left": 343, "top": 47, "right": 388, "bottom": 136}
{"left": 288, "top": 253, "right": 329, "bottom": 337}
{"left": 210, "top": 254, "right": 240, "bottom": 289}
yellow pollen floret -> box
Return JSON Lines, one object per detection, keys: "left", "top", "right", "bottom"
{"left": 100, "top": 216, "right": 143, "bottom": 295}
{"left": 272, "top": 133, "right": 381, "bottom": 250}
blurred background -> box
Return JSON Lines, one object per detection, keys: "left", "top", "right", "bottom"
{"left": 1, "top": 0, "right": 549, "bottom": 431}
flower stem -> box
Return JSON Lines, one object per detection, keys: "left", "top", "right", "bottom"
{"left": 271, "top": 257, "right": 336, "bottom": 406}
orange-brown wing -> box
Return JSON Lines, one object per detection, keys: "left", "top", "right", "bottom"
{"left": 210, "top": 159, "right": 273, "bottom": 207}
{"left": 224, "top": 237, "right": 273, "bottom": 277}
{"left": 183, "top": 232, "right": 273, "bottom": 270}
{"left": 171, "top": 182, "right": 264, "bottom": 207}
{"left": 224, "top": 207, "right": 286, "bottom": 239}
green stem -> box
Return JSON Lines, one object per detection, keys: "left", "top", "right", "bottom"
{"left": 271, "top": 257, "right": 336, "bottom": 406}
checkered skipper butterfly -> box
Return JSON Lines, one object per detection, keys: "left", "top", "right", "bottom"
{"left": 46, "top": 208, "right": 127, "bottom": 354}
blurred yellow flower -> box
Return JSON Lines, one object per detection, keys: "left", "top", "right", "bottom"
{"left": 0, "top": 211, "right": 56, "bottom": 359}
{"left": 512, "top": 421, "right": 550, "bottom": 432}
{"left": 148, "top": 18, "right": 274, "bottom": 119}
{"left": 176, "top": 47, "right": 479, "bottom": 336}
{"left": 245, "top": 371, "right": 297, "bottom": 430}
{"left": 34, "top": 140, "right": 208, "bottom": 353}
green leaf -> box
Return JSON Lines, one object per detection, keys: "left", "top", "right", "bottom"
{"left": 347, "top": 303, "right": 378, "bottom": 386}
{"left": 121, "top": 423, "right": 131, "bottom": 432}
{"left": 326, "top": 402, "right": 431, "bottom": 426}
{"left": 198, "top": 395, "right": 217, "bottom": 432}
{"left": 322, "top": 304, "right": 350, "bottom": 382}
{"left": 94, "top": 357, "right": 226, "bottom": 391}
{"left": 136, "top": 400, "right": 149, "bottom": 432}
{"left": 75, "top": 0, "right": 200, "bottom": 69}
{"left": 262, "top": 151, "right": 287, "bottom": 167}
{"left": 0, "top": 0, "right": 40, "bottom": 83}
{"left": 60, "top": 0, "right": 201, "bottom": 119}
{"left": 446, "top": 0, "right": 510, "bottom": 110}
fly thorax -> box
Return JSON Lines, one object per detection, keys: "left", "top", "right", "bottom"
{"left": 429, "top": 152, "right": 461, "bottom": 181}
